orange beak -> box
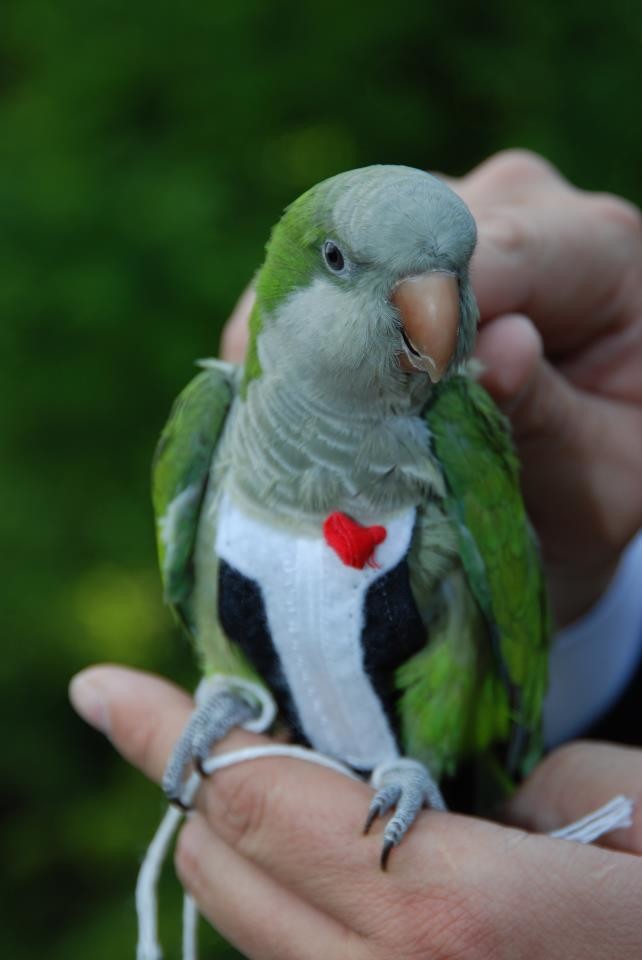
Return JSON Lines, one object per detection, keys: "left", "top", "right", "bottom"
{"left": 391, "top": 271, "right": 460, "bottom": 382}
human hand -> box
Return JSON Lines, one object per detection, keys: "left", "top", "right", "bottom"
{"left": 455, "top": 150, "right": 642, "bottom": 626}
{"left": 221, "top": 152, "right": 642, "bottom": 625}
{"left": 70, "top": 665, "right": 642, "bottom": 960}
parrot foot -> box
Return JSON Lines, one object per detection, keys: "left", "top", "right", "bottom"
{"left": 162, "top": 676, "right": 276, "bottom": 809}
{"left": 364, "top": 758, "right": 446, "bottom": 869}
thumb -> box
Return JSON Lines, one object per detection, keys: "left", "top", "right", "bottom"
{"left": 69, "top": 665, "right": 195, "bottom": 782}
{"left": 475, "top": 314, "right": 611, "bottom": 624}
{"left": 68, "top": 664, "right": 271, "bottom": 787}
{"left": 475, "top": 313, "right": 579, "bottom": 441}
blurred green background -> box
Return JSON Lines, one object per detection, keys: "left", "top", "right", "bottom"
{"left": 2, "top": 1, "right": 641, "bottom": 956}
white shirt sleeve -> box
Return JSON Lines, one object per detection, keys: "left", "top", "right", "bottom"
{"left": 543, "top": 531, "right": 642, "bottom": 748}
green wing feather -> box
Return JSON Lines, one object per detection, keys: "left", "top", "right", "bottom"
{"left": 152, "top": 361, "right": 236, "bottom": 618}
{"left": 398, "top": 373, "right": 550, "bottom": 781}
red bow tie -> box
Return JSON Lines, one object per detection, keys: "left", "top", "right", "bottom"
{"left": 323, "top": 512, "right": 387, "bottom": 569}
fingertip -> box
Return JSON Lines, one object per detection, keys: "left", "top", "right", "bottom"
{"left": 503, "top": 742, "right": 642, "bottom": 855}
{"left": 470, "top": 214, "right": 529, "bottom": 318}
{"left": 69, "top": 666, "right": 112, "bottom": 734}
{"left": 475, "top": 313, "right": 542, "bottom": 402}
{"left": 70, "top": 665, "right": 194, "bottom": 782}
{"left": 220, "top": 286, "right": 254, "bottom": 362}
{"left": 69, "top": 664, "right": 162, "bottom": 730}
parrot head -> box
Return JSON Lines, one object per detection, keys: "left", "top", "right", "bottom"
{"left": 246, "top": 165, "right": 478, "bottom": 407}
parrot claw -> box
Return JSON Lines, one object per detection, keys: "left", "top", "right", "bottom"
{"left": 366, "top": 758, "right": 447, "bottom": 869}
{"left": 363, "top": 806, "right": 380, "bottom": 836}
{"left": 363, "top": 783, "right": 401, "bottom": 834}
{"left": 161, "top": 688, "right": 258, "bottom": 806}
{"left": 380, "top": 839, "right": 394, "bottom": 871}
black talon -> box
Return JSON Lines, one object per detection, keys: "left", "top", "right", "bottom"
{"left": 363, "top": 804, "right": 381, "bottom": 835}
{"left": 163, "top": 687, "right": 264, "bottom": 807}
{"left": 380, "top": 839, "right": 394, "bottom": 871}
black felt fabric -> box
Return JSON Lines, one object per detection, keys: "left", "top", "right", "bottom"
{"left": 361, "top": 562, "right": 426, "bottom": 741}
{"left": 217, "top": 559, "right": 307, "bottom": 743}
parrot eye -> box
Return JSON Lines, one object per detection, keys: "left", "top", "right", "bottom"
{"left": 322, "top": 241, "right": 347, "bottom": 274}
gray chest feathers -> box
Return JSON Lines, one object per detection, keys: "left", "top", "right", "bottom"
{"left": 223, "top": 377, "right": 446, "bottom": 529}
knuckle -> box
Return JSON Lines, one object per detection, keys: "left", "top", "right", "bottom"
{"left": 589, "top": 192, "right": 642, "bottom": 240}
{"left": 204, "top": 762, "right": 271, "bottom": 851}
{"left": 484, "top": 148, "right": 560, "bottom": 187}
{"left": 481, "top": 209, "right": 532, "bottom": 258}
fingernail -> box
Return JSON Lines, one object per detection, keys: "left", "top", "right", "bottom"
{"left": 69, "top": 671, "right": 110, "bottom": 735}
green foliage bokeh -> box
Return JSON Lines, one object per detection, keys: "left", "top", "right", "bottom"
{"left": 2, "top": 1, "right": 641, "bottom": 956}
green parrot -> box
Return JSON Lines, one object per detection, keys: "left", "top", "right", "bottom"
{"left": 152, "top": 165, "right": 549, "bottom": 866}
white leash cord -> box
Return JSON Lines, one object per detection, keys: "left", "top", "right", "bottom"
{"left": 136, "top": 743, "right": 359, "bottom": 960}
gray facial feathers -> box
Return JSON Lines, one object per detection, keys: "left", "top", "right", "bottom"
{"left": 320, "top": 165, "right": 476, "bottom": 279}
